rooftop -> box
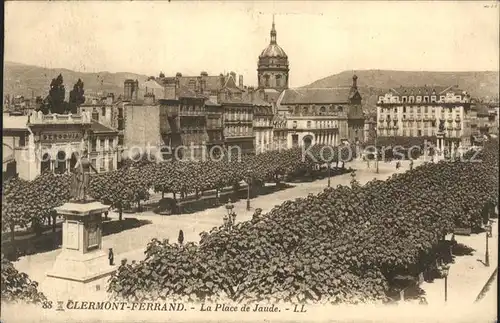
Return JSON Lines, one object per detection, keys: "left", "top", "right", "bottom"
{"left": 279, "top": 88, "right": 353, "bottom": 105}
{"left": 90, "top": 120, "right": 118, "bottom": 134}
{"left": 3, "top": 114, "right": 28, "bottom": 130}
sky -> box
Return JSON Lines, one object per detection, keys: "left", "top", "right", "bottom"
{"left": 4, "top": 1, "right": 500, "bottom": 87}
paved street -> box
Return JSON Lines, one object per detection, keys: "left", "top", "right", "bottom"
{"left": 419, "top": 220, "right": 498, "bottom": 307}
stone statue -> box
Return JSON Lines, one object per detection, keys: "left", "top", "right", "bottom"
{"left": 70, "top": 149, "right": 98, "bottom": 202}
{"left": 438, "top": 119, "right": 445, "bottom": 132}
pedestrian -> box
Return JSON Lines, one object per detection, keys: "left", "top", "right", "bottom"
{"left": 410, "top": 160, "right": 414, "bottom": 170}
{"left": 108, "top": 248, "right": 114, "bottom": 266}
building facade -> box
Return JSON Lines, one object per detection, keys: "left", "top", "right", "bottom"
{"left": 275, "top": 76, "right": 362, "bottom": 148}
{"left": 251, "top": 87, "right": 274, "bottom": 154}
{"left": 376, "top": 85, "right": 473, "bottom": 152}
{"left": 2, "top": 111, "right": 118, "bottom": 181}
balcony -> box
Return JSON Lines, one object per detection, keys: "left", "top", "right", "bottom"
{"left": 179, "top": 110, "right": 206, "bottom": 117}
{"left": 206, "top": 125, "right": 223, "bottom": 130}
{"left": 28, "top": 111, "right": 92, "bottom": 125}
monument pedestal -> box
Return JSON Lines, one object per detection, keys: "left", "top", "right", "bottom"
{"left": 46, "top": 201, "right": 117, "bottom": 298}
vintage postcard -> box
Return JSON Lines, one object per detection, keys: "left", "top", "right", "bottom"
{"left": 1, "top": 1, "right": 499, "bottom": 322}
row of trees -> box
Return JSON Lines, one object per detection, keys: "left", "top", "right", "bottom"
{"left": 36, "top": 74, "right": 85, "bottom": 114}
{"left": 108, "top": 139, "right": 499, "bottom": 304}
{"left": 1, "top": 145, "right": 353, "bottom": 241}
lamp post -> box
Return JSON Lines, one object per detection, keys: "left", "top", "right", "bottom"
{"left": 441, "top": 264, "right": 450, "bottom": 302}
{"left": 225, "top": 200, "right": 235, "bottom": 230}
{"left": 246, "top": 173, "right": 251, "bottom": 211}
{"left": 485, "top": 222, "right": 491, "bottom": 267}
{"left": 375, "top": 130, "right": 379, "bottom": 174}
{"left": 327, "top": 162, "right": 331, "bottom": 187}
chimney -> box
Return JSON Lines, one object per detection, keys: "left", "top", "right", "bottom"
{"left": 239, "top": 75, "right": 244, "bottom": 88}
{"left": 133, "top": 80, "right": 139, "bottom": 102}
{"left": 124, "top": 79, "right": 134, "bottom": 101}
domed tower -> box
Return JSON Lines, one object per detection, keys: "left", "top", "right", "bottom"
{"left": 257, "top": 16, "right": 289, "bottom": 92}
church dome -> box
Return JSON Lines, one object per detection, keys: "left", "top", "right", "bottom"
{"left": 259, "top": 18, "right": 287, "bottom": 59}
{"left": 260, "top": 44, "right": 287, "bottom": 58}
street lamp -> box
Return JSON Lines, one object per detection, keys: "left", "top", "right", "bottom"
{"left": 485, "top": 222, "right": 491, "bottom": 267}
{"left": 246, "top": 172, "right": 251, "bottom": 211}
{"left": 441, "top": 263, "right": 450, "bottom": 302}
{"left": 225, "top": 200, "right": 236, "bottom": 230}
{"left": 327, "top": 161, "right": 331, "bottom": 187}
{"left": 375, "top": 131, "right": 379, "bottom": 174}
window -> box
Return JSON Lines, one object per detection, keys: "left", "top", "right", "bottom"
{"left": 320, "top": 106, "right": 326, "bottom": 115}
{"left": 19, "top": 135, "right": 26, "bottom": 147}
{"left": 440, "top": 96, "right": 445, "bottom": 102}
{"left": 403, "top": 106, "right": 407, "bottom": 113}
{"left": 91, "top": 139, "right": 97, "bottom": 152}
{"left": 416, "top": 96, "right": 422, "bottom": 103}
{"left": 307, "top": 121, "right": 311, "bottom": 128}
{"left": 92, "top": 109, "right": 99, "bottom": 121}
{"left": 265, "top": 75, "right": 270, "bottom": 87}
{"left": 418, "top": 130, "right": 422, "bottom": 137}
{"left": 118, "top": 108, "right": 123, "bottom": 118}
{"left": 424, "top": 106, "right": 428, "bottom": 113}
{"left": 431, "top": 96, "right": 437, "bottom": 102}
{"left": 402, "top": 97, "right": 407, "bottom": 103}
{"left": 409, "top": 96, "right": 415, "bottom": 103}
{"left": 101, "top": 107, "right": 106, "bottom": 116}
{"left": 423, "top": 96, "right": 429, "bottom": 103}
{"left": 338, "top": 106, "right": 343, "bottom": 112}
{"left": 302, "top": 106, "right": 308, "bottom": 115}
{"left": 276, "top": 75, "right": 281, "bottom": 87}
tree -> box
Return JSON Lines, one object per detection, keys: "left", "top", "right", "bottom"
{"left": 69, "top": 79, "right": 85, "bottom": 114}
{"left": 1, "top": 254, "right": 47, "bottom": 304}
{"left": 38, "top": 74, "right": 67, "bottom": 114}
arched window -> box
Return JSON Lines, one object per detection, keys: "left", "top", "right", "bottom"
{"left": 41, "top": 153, "right": 51, "bottom": 173}
{"left": 306, "top": 121, "right": 311, "bottom": 128}
{"left": 302, "top": 106, "right": 309, "bottom": 115}
{"left": 320, "top": 106, "right": 326, "bottom": 115}
{"left": 338, "top": 106, "right": 343, "bottom": 112}
{"left": 55, "top": 151, "right": 66, "bottom": 174}
{"left": 276, "top": 75, "right": 281, "bottom": 87}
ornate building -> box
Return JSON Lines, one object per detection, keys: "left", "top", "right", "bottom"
{"left": 255, "top": 18, "right": 363, "bottom": 149}
{"left": 276, "top": 76, "right": 362, "bottom": 148}
{"left": 2, "top": 111, "right": 118, "bottom": 181}
{"left": 376, "top": 85, "right": 473, "bottom": 153}
{"left": 257, "top": 17, "right": 289, "bottom": 104}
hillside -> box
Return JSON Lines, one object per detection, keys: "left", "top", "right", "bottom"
{"left": 305, "top": 70, "right": 499, "bottom": 113}
{"left": 3, "top": 61, "right": 149, "bottom": 100}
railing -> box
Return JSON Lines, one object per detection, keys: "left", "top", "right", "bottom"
{"left": 179, "top": 110, "right": 206, "bottom": 116}
{"left": 28, "top": 111, "right": 92, "bottom": 125}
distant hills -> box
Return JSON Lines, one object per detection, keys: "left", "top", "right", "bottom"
{"left": 4, "top": 62, "right": 499, "bottom": 114}
{"left": 305, "top": 70, "right": 499, "bottom": 113}
{"left": 3, "top": 61, "right": 149, "bottom": 100}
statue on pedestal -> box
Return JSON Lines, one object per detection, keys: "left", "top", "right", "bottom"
{"left": 70, "top": 149, "right": 98, "bottom": 202}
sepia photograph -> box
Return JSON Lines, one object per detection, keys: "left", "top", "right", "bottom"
{"left": 1, "top": 1, "right": 499, "bottom": 322}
